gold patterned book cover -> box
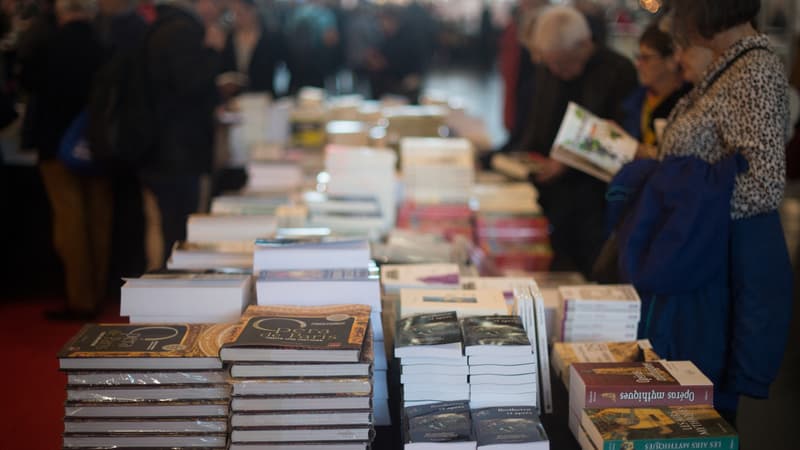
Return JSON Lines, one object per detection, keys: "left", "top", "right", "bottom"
{"left": 221, "top": 304, "right": 371, "bottom": 363}
{"left": 59, "top": 323, "right": 238, "bottom": 360}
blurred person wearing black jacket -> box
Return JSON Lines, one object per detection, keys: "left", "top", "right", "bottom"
{"left": 516, "top": 5, "right": 637, "bottom": 279}
{"left": 34, "top": 0, "right": 109, "bottom": 320}
{"left": 366, "top": 6, "right": 424, "bottom": 102}
{"left": 140, "top": 0, "right": 222, "bottom": 268}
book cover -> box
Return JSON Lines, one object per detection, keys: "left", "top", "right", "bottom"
{"left": 582, "top": 406, "right": 738, "bottom": 450}
{"left": 395, "top": 311, "right": 462, "bottom": 348}
{"left": 570, "top": 361, "right": 713, "bottom": 409}
{"left": 405, "top": 401, "right": 473, "bottom": 443}
{"left": 58, "top": 323, "right": 237, "bottom": 365}
{"left": 227, "top": 304, "right": 370, "bottom": 353}
{"left": 551, "top": 102, "right": 638, "bottom": 182}
{"left": 472, "top": 406, "right": 548, "bottom": 446}
{"left": 461, "top": 316, "right": 530, "bottom": 348}
{"left": 560, "top": 285, "right": 641, "bottom": 306}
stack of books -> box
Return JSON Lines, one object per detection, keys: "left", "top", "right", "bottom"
{"left": 400, "top": 137, "right": 475, "bottom": 205}
{"left": 551, "top": 340, "right": 660, "bottom": 388}
{"left": 395, "top": 312, "right": 469, "bottom": 406}
{"left": 186, "top": 214, "right": 278, "bottom": 243}
{"left": 471, "top": 183, "right": 551, "bottom": 274}
{"left": 221, "top": 305, "right": 375, "bottom": 450}
{"left": 167, "top": 241, "right": 254, "bottom": 271}
{"left": 403, "top": 400, "right": 476, "bottom": 449}
{"left": 462, "top": 316, "right": 538, "bottom": 410}
{"left": 251, "top": 238, "right": 389, "bottom": 424}
{"left": 557, "top": 285, "right": 641, "bottom": 342}
{"left": 568, "top": 360, "right": 714, "bottom": 439}
{"left": 372, "top": 230, "right": 468, "bottom": 265}
{"left": 210, "top": 193, "right": 294, "bottom": 216}
{"left": 397, "top": 201, "right": 474, "bottom": 242}
{"left": 383, "top": 105, "right": 448, "bottom": 146}
{"left": 121, "top": 272, "right": 253, "bottom": 324}
{"left": 323, "top": 145, "right": 398, "bottom": 229}
{"left": 58, "top": 323, "right": 235, "bottom": 449}
{"left": 244, "top": 162, "right": 304, "bottom": 193}
{"left": 304, "top": 192, "right": 385, "bottom": 237}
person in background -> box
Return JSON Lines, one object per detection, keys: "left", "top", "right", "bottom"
{"left": 35, "top": 0, "right": 108, "bottom": 319}
{"left": 283, "top": 0, "right": 338, "bottom": 94}
{"left": 517, "top": 4, "right": 637, "bottom": 278}
{"left": 365, "top": 5, "right": 425, "bottom": 102}
{"left": 621, "top": 23, "right": 689, "bottom": 159}
{"left": 141, "top": 0, "right": 222, "bottom": 268}
{"left": 643, "top": 0, "right": 793, "bottom": 425}
{"left": 219, "top": 0, "right": 285, "bottom": 99}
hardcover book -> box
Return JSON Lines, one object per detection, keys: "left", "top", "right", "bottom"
{"left": 460, "top": 316, "right": 532, "bottom": 356}
{"left": 64, "top": 400, "right": 230, "bottom": 418}
{"left": 58, "top": 323, "right": 238, "bottom": 370}
{"left": 394, "top": 311, "right": 464, "bottom": 359}
{"left": 569, "top": 361, "right": 713, "bottom": 412}
{"left": 404, "top": 400, "right": 476, "bottom": 449}
{"left": 220, "top": 304, "right": 370, "bottom": 363}
{"left": 230, "top": 394, "right": 371, "bottom": 412}
{"left": 228, "top": 443, "right": 368, "bottom": 450}
{"left": 62, "top": 434, "right": 228, "bottom": 448}
{"left": 231, "top": 377, "right": 372, "bottom": 396}
{"left": 582, "top": 406, "right": 738, "bottom": 450}
{"left": 63, "top": 417, "right": 228, "bottom": 434}
{"left": 472, "top": 406, "right": 549, "bottom": 449}
{"left": 231, "top": 410, "right": 373, "bottom": 427}
{"left": 66, "top": 370, "right": 228, "bottom": 386}
{"left": 231, "top": 426, "right": 374, "bottom": 443}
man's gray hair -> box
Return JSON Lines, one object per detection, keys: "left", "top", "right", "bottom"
{"left": 530, "top": 5, "right": 591, "bottom": 53}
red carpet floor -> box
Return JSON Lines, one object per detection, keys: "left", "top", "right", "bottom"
{"left": 0, "top": 297, "right": 123, "bottom": 449}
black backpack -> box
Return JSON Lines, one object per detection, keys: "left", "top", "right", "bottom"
{"left": 86, "top": 25, "right": 156, "bottom": 169}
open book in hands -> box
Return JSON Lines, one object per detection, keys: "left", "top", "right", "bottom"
{"left": 550, "top": 102, "right": 638, "bottom": 182}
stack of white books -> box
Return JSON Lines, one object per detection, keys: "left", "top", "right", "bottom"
{"left": 304, "top": 191, "right": 385, "bottom": 237}
{"left": 58, "top": 323, "right": 235, "bottom": 449}
{"left": 244, "top": 162, "right": 304, "bottom": 193}
{"left": 167, "top": 241, "right": 254, "bottom": 271}
{"left": 185, "top": 214, "right": 278, "bottom": 243}
{"left": 221, "top": 305, "right": 375, "bottom": 449}
{"left": 326, "top": 121, "right": 370, "bottom": 146}
{"left": 462, "top": 316, "right": 538, "bottom": 410}
{"left": 400, "top": 137, "right": 475, "bottom": 204}
{"left": 323, "top": 145, "right": 398, "bottom": 230}
{"left": 251, "top": 238, "right": 389, "bottom": 424}
{"left": 121, "top": 273, "right": 253, "bottom": 324}
{"left": 380, "top": 263, "right": 461, "bottom": 296}
{"left": 557, "top": 285, "right": 641, "bottom": 342}
{"left": 398, "top": 289, "right": 507, "bottom": 319}
{"left": 395, "top": 312, "right": 469, "bottom": 407}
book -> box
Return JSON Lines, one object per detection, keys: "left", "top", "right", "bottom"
{"left": 460, "top": 277, "right": 537, "bottom": 304}
{"left": 229, "top": 443, "right": 369, "bottom": 450}
{"left": 469, "top": 374, "right": 538, "bottom": 386}
{"left": 232, "top": 410, "right": 372, "bottom": 427}
{"left": 231, "top": 394, "right": 371, "bottom": 412}
{"left": 252, "top": 238, "right": 371, "bottom": 272}
{"left": 468, "top": 364, "right": 536, "bottom": 376}
{"left": 581, "top": 406, "right": 738, "bottom": 450}
{"left": 569, "top": 361, "right": 714, "bottom": 412}
{"left": 64, "top": 400, "right": 230, "bottom": 418}
{"left": 66, "top": 370, "right": 228, "bottom": 386}
{"left": 404, "top": 401, "right": 476, "bottom": 450}
{"left": 401, "top": 356, "right": 468, "bottom": 366}
{"left": 168, "top": 241, "right": 254, "bottom": 270}
{"left": 470, "top": 392, "right": 539, "bottom": 410}
{"left": 461, "top": 316, "right": 532, "bottom": 357}
{"left": 220, "top": 304, "right": 370, "bottom": 363}
{"left": 400, "top": 289, "right": 507, "bottom": 319}
{"left": 66, "top": 384, "right": 231, "bottom": 402}
{"left": 468, "top": 354, "right": 536, "bottom": 366}
{"left": 256, "top": 268, "right": 380, "bottom": 312}
{"left": 58, "top": 323, "right": 237, "bottom": 370}
{"left": 120, "top": 273, "right": 252, "bottom": 317}
{"left": 559, "top": 285, "right": 641, "bottom": 312}
{"left": 472, "top": 406, "right": 549, "bottom": 449}
{"left": 402, "top": 364, "right": 469, "bottom": 376}
{"left": 552, "top": 340, "right": 661, "bottom": 388}
{"left": 470, "top": 383, "right": 537, "bottom": 395}
{"left": 231, "top": 378, "right": 372, "bottom": 396}
{"left": 231, "top": 426, "right": 373, "bottom": 443}
{"left": 530, "top": 283, "right": 553, "bottom": 414}
{"left": 62, "top": 434, "right": 228, "bottom": 448}
{"left": 403, "top": 384, "right": 470, "bottom": 402}
{"left": 230, "top": 325, "right": 374, "bottom": 378}
{"left": 395, "top": 311, "right": 464, "bottom": 359}
{"left": 63, "top": 417, "right": 228, "bottom": 433}
{"left": 401, "top": 373, "right": 468, "bottom": 384}
{"left": 381, "top": 264, "right": 461, "bottom": 294}
{"left": 186, "top": 213, "right": 278, "bottom": 242}
{"left": 551, "top": 102, "right": 638, "bottom": 182}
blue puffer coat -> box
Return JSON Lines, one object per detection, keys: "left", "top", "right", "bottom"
{"left": 607, "top": 154, "right": 793, "bottom": 412}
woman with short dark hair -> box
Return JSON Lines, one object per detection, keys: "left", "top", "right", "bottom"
{"left": 642, "top": 0, "right": 792, "bottom": 425}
